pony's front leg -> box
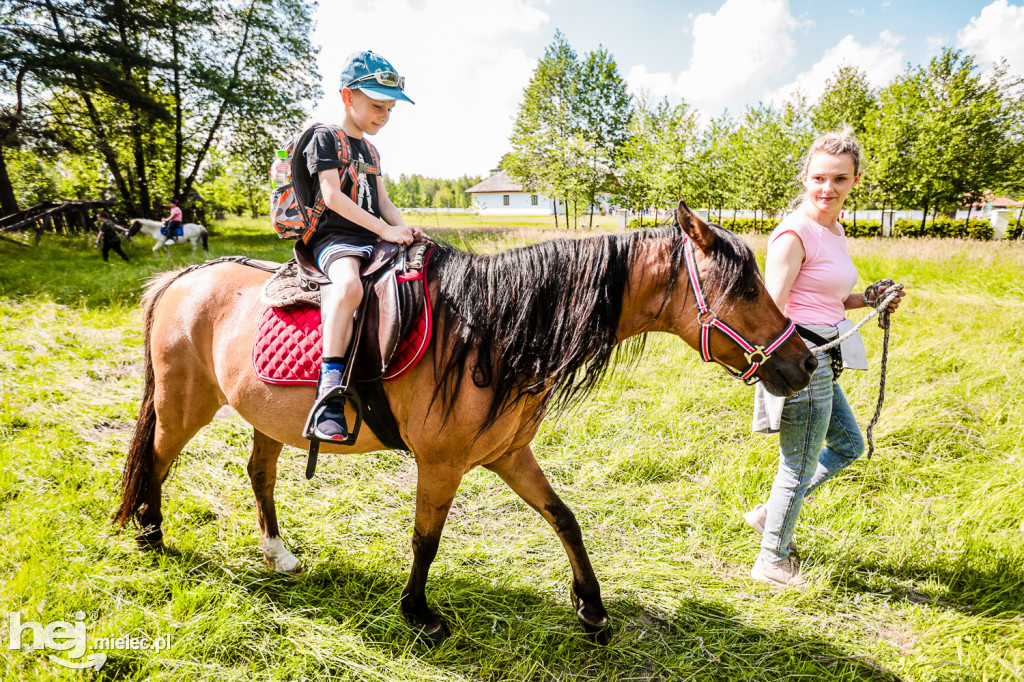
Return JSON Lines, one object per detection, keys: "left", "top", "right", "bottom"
{"left": 152, "top": 240, "right": 166, "bottom": 257}
{"left": 247, "top": 429, "right": 300, "bottom": 573}
{"left": 487, "top": 445, "right": 610, "bottom": 642}
{"left": 401, "top": 465, "right": 463, "bottom": 645}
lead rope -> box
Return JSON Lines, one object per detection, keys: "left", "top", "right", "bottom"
{"left": 805, "top": 279, "right": 904, "bottom": 459}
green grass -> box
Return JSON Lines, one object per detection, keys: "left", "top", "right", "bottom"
{"left": 1, "top": 217, "right": 1022, "bottom": 681}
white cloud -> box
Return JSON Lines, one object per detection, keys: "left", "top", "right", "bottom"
{"left": 767, "top": 30, "right": 905, "bottom": 106}
{"left": 956, "top": 0, "right": 1024, "bottom": 78}
{"left": 310, "top": 0, "right": 548, "bottom": 177}
{"left": 625, "top": 0, "right": 805, "bottom": 110}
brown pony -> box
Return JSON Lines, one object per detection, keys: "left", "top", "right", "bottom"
{"left": 114, "top": 203, "right": 814, "bottom": 644}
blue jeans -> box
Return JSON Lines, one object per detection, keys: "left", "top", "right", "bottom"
{"left": 760, "top": 352, "right": 864, "bottom": 564}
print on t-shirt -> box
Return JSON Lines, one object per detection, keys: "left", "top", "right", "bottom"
{"left": 356, "top": 148, "right": 373, "bottom": 213}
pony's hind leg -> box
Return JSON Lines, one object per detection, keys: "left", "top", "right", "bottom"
{"left": 248, "top": 429, "right": 301, "bottom": 573}
{"left": 486, "top": 445, "right": 611, "bottom": 642}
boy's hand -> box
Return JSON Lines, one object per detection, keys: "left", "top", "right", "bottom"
{"left": 380, "top": 223, "right": 420, "bottom": 245}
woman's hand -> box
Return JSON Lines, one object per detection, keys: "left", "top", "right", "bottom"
{"left": 866, "top": 284, "right": 906, "bottom": 314}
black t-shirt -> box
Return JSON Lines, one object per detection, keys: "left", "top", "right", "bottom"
{"left": 303, "top": 127, "right": 381, "bottom": 249}
{"left": 99, "top": 220, "right": 121, "bottom": 244}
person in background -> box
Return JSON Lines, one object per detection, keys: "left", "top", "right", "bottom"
{"left": 745, "top": 128, "right": 906, "bottom": 587}
{"left": 162, "top": 198, "right": 183, "bottom": 244}
{"left": 95, "top": 211, "right": 130, "bottom": 263}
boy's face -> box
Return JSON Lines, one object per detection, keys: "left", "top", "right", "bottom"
{"left": 343, "top": 88, "right": 396, "bottom": 136}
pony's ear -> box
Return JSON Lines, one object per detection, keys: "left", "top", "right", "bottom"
{"left": 676, "top": 200, "right": 715, "bottom": 252}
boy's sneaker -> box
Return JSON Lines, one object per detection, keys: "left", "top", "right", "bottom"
{"left": 743, "top": 503, "right": 797, "bottom": 552}
{"left": 312, "top": 396, "right": 348, "bottom": 441}
{"left": 751, "top": 555, "right": 804, "bottom": 587}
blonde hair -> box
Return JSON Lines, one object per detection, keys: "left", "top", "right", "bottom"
{"left": 801, "top": 127, "right": 862, "bottom": 177}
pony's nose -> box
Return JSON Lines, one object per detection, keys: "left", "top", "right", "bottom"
{"left": 804, "top": 353, "right": 818, "bottom": 374}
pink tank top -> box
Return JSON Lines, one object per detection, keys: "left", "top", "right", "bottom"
{"left": 170, "top": 206, "right": 183, "bottom": 221}
{"left": 768, "top": 211, "right": 858, "bottom": 325}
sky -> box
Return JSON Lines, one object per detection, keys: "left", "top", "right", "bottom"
{"left": 309, "top": 0, "right": 1024, "bottom": 179}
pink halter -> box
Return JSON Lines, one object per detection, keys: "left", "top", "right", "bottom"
{"left": 683, "top": 236, "right": 796, "bottom": 385}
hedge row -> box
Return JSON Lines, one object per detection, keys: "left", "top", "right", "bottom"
{"left": 630, "top": 215, "right": 1003, "bottom": 240}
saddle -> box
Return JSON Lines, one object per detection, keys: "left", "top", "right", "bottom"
{"left": 290, "top": 239, "right": 433, "bottom": 478}
{"left": 291, "top": 239, "right": 431, "bottom": 382}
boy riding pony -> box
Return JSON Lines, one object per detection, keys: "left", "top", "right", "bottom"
{"left": 304, "top": 50, "right": 422, "bottom": 442}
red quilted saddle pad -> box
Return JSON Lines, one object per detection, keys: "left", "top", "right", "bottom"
{"left": 252, "top": 279, "right": 433, "bottom": 385}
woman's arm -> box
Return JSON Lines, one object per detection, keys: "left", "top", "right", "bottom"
{"left": 763, "top": 231, "right": 805, "bottom": 313}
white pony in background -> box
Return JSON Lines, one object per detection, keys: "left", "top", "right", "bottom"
{"left": 127, "top": 218, "right": 209, "bottom": 256}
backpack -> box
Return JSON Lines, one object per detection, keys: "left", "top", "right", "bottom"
{"left": 269, "top": 123, "right": 382, "bottom": 242}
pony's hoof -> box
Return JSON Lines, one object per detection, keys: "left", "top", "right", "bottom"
{"left": 262, "top": 554, "right": 303, "bottom": 575}
{"left": 415, "top": 619, "right": 449, "bottom": 647}
{"left": 581, "top": 621, "right": 612, "bottom": 645}
{"left": 135, "top": 528, "right": 163, "bottom": 549}
{"left": 572, "top": 588, "right": 611, "bottom": 644}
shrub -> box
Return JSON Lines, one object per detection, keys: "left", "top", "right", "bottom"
{"left": 1005, "top": 214, "right": 1023, "bottom": 240}
{"left": 894, "top": 217, "right": 992, "bottom": 240}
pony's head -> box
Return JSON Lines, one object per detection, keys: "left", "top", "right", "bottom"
{"left": 673, "top": 201, "right": 815, "bottom": 396}
{"left": 127, "top": 220, "right": 143, "bottom": 237}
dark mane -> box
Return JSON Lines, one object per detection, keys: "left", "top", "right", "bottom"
{"left": 428, "top": 223, "right": 760, "bottom": 430}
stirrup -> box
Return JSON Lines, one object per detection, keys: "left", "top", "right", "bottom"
{"left": 301, "top": 388, "right": 363, "bottom": 479}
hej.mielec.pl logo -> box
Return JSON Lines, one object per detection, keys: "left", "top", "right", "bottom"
{"left": 8, "top": 611, "right": 106, "bottom": 670}
{"left": 8, "top": 610, "right": 172, "bottom": 671}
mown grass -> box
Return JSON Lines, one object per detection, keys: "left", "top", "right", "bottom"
{"left": 1, "top": 217, "right": 1022, "bottom": 681}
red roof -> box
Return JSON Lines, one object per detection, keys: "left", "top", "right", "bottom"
{"left": 969, "top": 194, "right": 1023, "bottom": 208}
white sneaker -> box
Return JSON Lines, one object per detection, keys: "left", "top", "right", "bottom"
{"left": 751, "top": 555, "right": 804, "bottom": 587}
{"left": 743, "top": 503, "right": 797, "bottom": 552}
{"left": 165, "top": 239, "right": 175, "bottom": 245}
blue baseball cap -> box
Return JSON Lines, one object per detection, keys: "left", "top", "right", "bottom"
{"left": 339, "top": 50, "right": 414, "bottom": 104}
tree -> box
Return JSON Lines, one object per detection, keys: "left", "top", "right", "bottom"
{"left": 575, "top": 47, "right": 630, "bottom": 227}
{"left": 734, "top": 100, "right": 812, "bottom": 229}
{"left": 616, "top": 95, "right": 661, "bottom": 224}
{"left": 651, "top": 98, "right": 698, "bottom": 210}
{"left": 1, "top": 0, "right": 318, "bottom": 219}
{"left": 864, "top": 49, "right": 1020, "bottom": 230}
{"left": 688, "top": 112, "right": 739, "bottom": 222}
{"left": 812, "top": 65, "right": 875, "bottom": 137}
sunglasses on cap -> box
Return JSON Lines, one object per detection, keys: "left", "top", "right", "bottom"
{"left": 348, "top": 70, "right": 405, "bottom": 91}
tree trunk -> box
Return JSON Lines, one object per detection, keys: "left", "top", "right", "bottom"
{"left": 113, "top": 4, "right": 153, "bottom": 215}
{"left": 1014, "top": 204, "right": 1023, "bottom": 235}
{"left": 0, "top": 147, "right": 19, "bottom": 216}
{"left": 920, "top": 199, "right": 929, "bottom": 233}
{"left": 44, "top": 0, "right": 138, "bottom": 215}
{"left": 171, "top": 1, "right": 183, "bottom": 199}
{"left": 552, "top": 198, "right": 558, "bottom": 229}
{"left": 181, "top": 0, "right": 259, "bottom": 201}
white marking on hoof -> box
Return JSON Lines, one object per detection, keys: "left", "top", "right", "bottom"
{"left": 261, "top": 536, "right": 302, "bottom": 574}
{"left": 576, "top": 604, "right": 609, "bottom": 628}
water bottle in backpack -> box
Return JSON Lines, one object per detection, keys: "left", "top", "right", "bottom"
{"left": 270, "top": 150, "right": 289, "bottom": 187}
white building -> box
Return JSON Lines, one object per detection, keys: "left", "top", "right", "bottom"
{"left": 465, "top": 170, "right": 562, "bottom": 216}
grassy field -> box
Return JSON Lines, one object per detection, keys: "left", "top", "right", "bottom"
{"left": 1, "top": 217, "right": 1022, "bottom": 681}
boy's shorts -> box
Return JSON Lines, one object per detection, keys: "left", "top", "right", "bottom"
{"left": 312, "top": 233, "right": 377, "bottom": 275}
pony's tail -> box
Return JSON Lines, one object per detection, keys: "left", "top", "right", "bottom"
{"left": 112, "top": 271, "right": 180, "bottom": 529}
{"left": 201, "top": 227, "right": 209, "bottom": 252}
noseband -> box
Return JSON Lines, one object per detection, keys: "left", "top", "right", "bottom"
{"left": 683, "top": 236, "right": 796, "bottom": 385}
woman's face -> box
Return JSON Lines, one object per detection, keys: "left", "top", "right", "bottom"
{"left": 801, "top": 152, "right": 861, "bottom": 215}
